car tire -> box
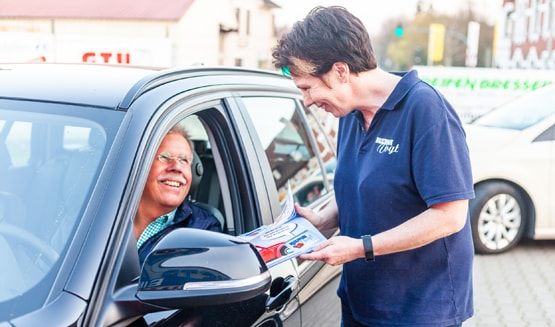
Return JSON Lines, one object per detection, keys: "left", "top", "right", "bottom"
{"left": 470, "top": 182, "right": 527, "bottom": 254}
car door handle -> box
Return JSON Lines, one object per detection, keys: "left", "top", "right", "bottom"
{"left": 265, "top": 275, "right": 298, "bottom": 311}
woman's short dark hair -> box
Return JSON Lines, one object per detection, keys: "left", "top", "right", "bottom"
{"left": 272, "top": 6, "right": 377, "bottom": 76}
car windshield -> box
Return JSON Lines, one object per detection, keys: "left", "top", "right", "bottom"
{"left": 0, "top": 102, "right": 123, "bottom": 320}
{"left": 473, "top": 86, "right": 555, "bottom": 130}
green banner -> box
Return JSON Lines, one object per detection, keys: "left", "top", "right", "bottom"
{"left": 422, "top": 77, "right": 553, "bottom": 91}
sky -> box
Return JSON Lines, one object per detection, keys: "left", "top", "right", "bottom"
{"left": 273, "top": 0, "right": 503, "bottom": 34}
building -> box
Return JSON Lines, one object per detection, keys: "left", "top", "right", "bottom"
{"left": 495, "top": 0, "right": 555, "bottom": 69}
{"left": 220, "top": 0, "right": 280, "bottom": 68}
{"left": 0, "top": 0, "right": 279, "bottom": 68}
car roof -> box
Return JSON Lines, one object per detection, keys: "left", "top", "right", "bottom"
{"left": 0, "top": 63, "right": 289, "bottom": 109}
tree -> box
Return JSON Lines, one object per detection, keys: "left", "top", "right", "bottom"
{"left": 372, "top": 0, "right": 496, "bottom": 69}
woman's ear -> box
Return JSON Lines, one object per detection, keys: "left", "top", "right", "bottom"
{"left": 333, "top": 62, "right": 350, "bottom": 83}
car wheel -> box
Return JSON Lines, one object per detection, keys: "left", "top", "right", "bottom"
{"left": 470, "top": 182, "right": 527, "bottom": 254}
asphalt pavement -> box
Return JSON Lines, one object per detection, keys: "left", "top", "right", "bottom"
{"left": 466, "top": 239, "right": 555, "bottom": 326}
{"left": 304, "top": 239, "right": 555, "bottom": 326}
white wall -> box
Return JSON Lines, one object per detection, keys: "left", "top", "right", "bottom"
{"left": 0, "top": 18, "right": 172, "bottom": 66}
{"left": 0, "top": 0, "right": 278, "bottom": 69}
{"left": 220, "top": 0, "right": 278, "bottom": 68}
{"left": 170, "top": 0, "right": 223, "bottom": 67}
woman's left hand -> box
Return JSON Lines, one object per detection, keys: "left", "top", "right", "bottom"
{"left": 299, "top": 236, "right": 365, "bottom": 266}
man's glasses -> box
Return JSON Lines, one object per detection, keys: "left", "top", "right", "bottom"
{"left": 157, "top": 152, "right": 192, "bottom": 166}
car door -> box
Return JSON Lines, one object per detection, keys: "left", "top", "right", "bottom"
{"left": 235, "top": 95, "right": 341, "bottom": 326}
{"left": 82, "top": 80, "right": 301, "bottom": 326}
{"left": 550, "top": 123, "right": 555, "bottom": 228}
{"left": 533, "top": 120, "right": 555, "bottom": 230}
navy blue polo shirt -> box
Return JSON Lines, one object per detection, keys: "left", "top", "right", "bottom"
{"left": 335, "top": 70, "right": 475, "bottom": 326}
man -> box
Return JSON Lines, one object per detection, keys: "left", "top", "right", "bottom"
{"left": 134, "top": 125, "right": 221, "bottom": 264}
{"left": 273, "top": 6, "right": 475, "bottom": 327}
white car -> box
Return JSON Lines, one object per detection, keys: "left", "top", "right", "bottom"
{"left": 465, "top": 85, "right": 555, "bottom": 254}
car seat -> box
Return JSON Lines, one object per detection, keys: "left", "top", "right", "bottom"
{"left": 0, "top": 143, "right": 10, "bottom": 173}
{"left": 22, "top": 129, "right": 104, "bottom": 250}
{"left": 189, "top": 150, "right": 225, "bottom": 232}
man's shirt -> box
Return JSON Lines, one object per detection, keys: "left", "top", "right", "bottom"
{"left": 137, "top": 200, "right": 222, "bottom": 265}
{"left": 136, "top": 209, "right": 176, "bottom": 249}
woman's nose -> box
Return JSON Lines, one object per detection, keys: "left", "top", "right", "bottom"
{"left": 302, "top": 93, "right": 314, "bottom": 107}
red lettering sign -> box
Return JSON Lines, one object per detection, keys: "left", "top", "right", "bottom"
{"left": 81, "top": 52, "right": 131, "bottom": 64}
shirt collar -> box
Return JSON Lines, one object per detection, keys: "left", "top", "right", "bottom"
{"left": 136, "top": 209, "right": 177, "bottom": 249}
{"left": 174, "top": 200, "right": 193, "bottom": 224}
{"left": 164, "top": 209, "right": 177, "bottom": 225}
{"left": 380, "top": 70, "right": 421, "bottom": 111}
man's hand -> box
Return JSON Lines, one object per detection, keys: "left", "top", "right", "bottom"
{"left": 299, "top": 236, "right": 364, "bottom": 266}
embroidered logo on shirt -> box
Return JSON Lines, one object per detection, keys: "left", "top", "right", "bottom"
{"left": 375, "top": 137, "right": 400, "bottom": 154}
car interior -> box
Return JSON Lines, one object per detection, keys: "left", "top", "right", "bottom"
{"left": 0, "top": 112, "right": 109, "bottom": 314}
{"left": 179, "top": 114, "right": 228, "bottom": 234}
{"left": 1, "top": 121, "right": 105, "bottom": 248}
{"left": 0, "top": 111, "right": 230, "bottom": 285}
{"left": 189, "top": 140, "right": 225, "bottom": 232}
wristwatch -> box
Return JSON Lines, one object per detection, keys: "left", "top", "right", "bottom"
{"left": 361, "top": 235, "right": 375, "bottom": 262}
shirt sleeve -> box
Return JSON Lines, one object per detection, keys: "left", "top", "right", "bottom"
{"left": 205, "top": 216, "right": 223, "bottom": 233}
{"left": 411, "top": 113, "right": 475, "bottom": 207}
{"left": 189, "top": 203, "right": 223, "bottom": 233}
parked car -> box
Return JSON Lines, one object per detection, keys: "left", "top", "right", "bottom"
{"left": 0, "top": 64, "right": 340, "bottom": 326}
{"left": 465, "top": 84, "right": 555, "bottom": 254}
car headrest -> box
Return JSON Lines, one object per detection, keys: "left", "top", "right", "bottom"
{"left": 190, "top": 151, "right": 204, "bottom": 191}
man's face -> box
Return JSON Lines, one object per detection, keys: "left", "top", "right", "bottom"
{"left": 291, "top": 64, "right": 351, "bottom": 118}
{"left": 141, "top": 133, "right": 193, "bottom": 213}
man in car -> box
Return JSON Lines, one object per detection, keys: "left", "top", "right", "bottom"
{"left": 134, "top": 125, "right": 221, "bottom": 264}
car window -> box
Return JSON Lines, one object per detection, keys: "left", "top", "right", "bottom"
{"left": 5, "top": 121, "right": 32, "bottom": 167}
{"left": 180, "top": 114, "right": 209, "bottom": 141}
{"left": 534, "top": 124, "right": 555, "bottom": 142}
{"left": 241, "top": 97, "right": 327, "bottom": 207}
{"left": 0, "top": 105, "right": 122, "bottom": 319}
{"left": 473, "top": 87, "right": 555, "bottom": 130}
{"left": 304, "top": 106, "right": 337, "bottom": 157}
{"left": 304, "top": 104, "right": 337, "bottom": 177}
{"left": 127, "top": 104, "right": 270, "bottom": 326}
{"left": 178, "top": 114, "right": 227, "bottom": 231}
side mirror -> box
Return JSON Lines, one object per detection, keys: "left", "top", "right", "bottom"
{"left": 136, "top": 228, "right": 271, "bottom": 309}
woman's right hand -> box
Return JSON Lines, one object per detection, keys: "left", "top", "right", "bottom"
{"left": 294, "top": 203, "right": 322, "bottom": 230}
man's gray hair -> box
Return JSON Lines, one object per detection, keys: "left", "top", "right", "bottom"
{"left": 167, "top": 124, "right": 194, "bottom": 152}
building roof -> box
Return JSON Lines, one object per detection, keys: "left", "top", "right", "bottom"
{"left": 263, "top": 0, "right": 280, "bottom": 8}
{"left": 0, "top": 0, "right": 195, "bottom": 21}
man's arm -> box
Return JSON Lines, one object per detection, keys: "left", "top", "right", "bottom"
{"left": 300, "top": 199, "right": 469, "bottom": 266}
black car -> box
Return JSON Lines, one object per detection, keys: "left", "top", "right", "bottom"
{"left": 0, "top": 64, "right": 340, "bottom": 326}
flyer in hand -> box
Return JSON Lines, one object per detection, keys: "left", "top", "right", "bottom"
{"left": 239, "top": 186, "right": 326, "bottom": 268}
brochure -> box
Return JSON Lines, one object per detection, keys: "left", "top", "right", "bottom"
{"left": 239, "top": 185, "right": 326, "bottom": 268}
